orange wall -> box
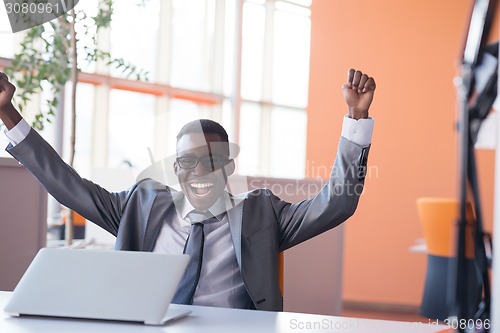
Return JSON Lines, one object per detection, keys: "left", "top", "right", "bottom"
{"left": 307, "top": 0, "right": 498, "bottom": 306}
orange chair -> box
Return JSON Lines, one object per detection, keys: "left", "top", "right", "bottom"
{"left": 61, "top": 210, "right": 87, "bottom": 240}
{"left": 416, "top": 198, "right": 479, "bottom": 320}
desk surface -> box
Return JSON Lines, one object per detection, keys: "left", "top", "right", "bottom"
{"left": 0, "top": 292, "right": 447, "bottom": 333}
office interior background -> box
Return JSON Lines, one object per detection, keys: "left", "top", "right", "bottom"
{"left": 0, "top": 0, "right": 499, "bottom": 321}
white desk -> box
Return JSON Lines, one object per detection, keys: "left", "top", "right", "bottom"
{"left": 0, "top": 292, "right": 447, "bottom": 333}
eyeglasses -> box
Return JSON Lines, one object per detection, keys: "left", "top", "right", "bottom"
{"left": 176, "top": 155, "right": 231, "bottom": 170}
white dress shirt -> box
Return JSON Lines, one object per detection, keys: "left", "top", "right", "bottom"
{"left": 153, "top": 193, "right": 253, "bottom": 308}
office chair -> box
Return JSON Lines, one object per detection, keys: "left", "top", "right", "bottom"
{"left": 60, "top": 211, "right": 87, "bottom": 240}
{"left": 416, "top": 197, "right": 479, "bottom": 321}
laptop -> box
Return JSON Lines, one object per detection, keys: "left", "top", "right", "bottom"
{"left": 4, "top": 248, "right": 191, "bottom": 325}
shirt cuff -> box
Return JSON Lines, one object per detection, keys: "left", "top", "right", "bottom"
{"left": 341, "top": 115, "right": 374, "bottom": 147}
{"left": 4, "top": 118, "right": 31, "bottom": 146}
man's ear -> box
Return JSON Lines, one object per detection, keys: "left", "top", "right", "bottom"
{"left": 173, "top": 162, "right": 179, "bottom": 175}
{"left": 224, "top": 159, "right": 235, "bottom": 177}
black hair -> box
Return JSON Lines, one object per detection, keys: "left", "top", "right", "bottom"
{"left": 176, "top": 119, "right": 229, "bottom": 143}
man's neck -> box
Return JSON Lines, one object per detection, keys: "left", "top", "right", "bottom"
{"left": 179, "top": 192, "right": 235, "bottom": 221}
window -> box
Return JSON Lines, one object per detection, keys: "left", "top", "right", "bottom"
{"left": 0, "top": 33, "right": 14, "bottom": 59}
{"left": 170, "top": 0, "right": 215, "bottom": 91}
{"left": 239, "top": 0, "right": 311, "bottom": 177}
{"left": 63, "top": 83, "right": 95, "bottom": 178}
{"left": 2, "top": 0, "right": 312, "bottom": 179}
{"left": 109, "top": 0, "right": 160, "bottom": 81}
{"left": 107, "top": 89, "right": 156, "bottom": 172}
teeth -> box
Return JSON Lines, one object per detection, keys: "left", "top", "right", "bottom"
{"left": 190, "top": 183, "right": 214, "bottom": 189}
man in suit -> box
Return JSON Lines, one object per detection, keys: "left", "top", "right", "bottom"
{"left": 0, "top": 68, "right": 376, "bottom": 311}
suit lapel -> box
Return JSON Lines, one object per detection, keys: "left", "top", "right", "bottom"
{"left": 227, "top": 201, "right": 244, "bottom": 268}
{"left": 142, "top": 190, "right": 182, "bottom": 252}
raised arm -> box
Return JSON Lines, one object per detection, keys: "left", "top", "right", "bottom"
{"left": 0, "top": 71, "right": 126, "bottom": 236}
{"left": 0, "top": 72, "right": 22, "bottom": 129}
{"left": 277, "top": 68, "right": 376, "bottom": 250}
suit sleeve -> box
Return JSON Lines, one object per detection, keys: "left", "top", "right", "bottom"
{"left": 6, "top": 129, "right": 131, "bottom": 236}
{"left": 273, "top": 137, "right": 370, "bottom": 251}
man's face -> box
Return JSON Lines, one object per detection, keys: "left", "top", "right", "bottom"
{"left": 174, "top": 132, "right": 234, "bottom": 211}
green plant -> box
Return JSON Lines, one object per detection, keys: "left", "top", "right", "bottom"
{"left": 6, "top": 1, "right": 147, "bottom": 130}
{"left": 3, "top": 0, "right": 148, "bottom": 244}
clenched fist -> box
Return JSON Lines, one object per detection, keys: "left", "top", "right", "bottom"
{"left": 342, "top": 68, "right": 376, "bottom": 120}
{"left": 0, "top": 72, "right": 22, "bottom": 130}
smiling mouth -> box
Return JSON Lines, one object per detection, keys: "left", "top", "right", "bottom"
{"left": 190, "top": 182, "right": 214, "bottom": 196}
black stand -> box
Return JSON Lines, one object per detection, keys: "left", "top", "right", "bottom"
{"left": 451, "top": 0, "right": 497, "bottom": 332}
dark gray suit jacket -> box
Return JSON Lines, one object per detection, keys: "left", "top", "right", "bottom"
{"left": 7, "top": 129, "right": 370, "bottom": 311}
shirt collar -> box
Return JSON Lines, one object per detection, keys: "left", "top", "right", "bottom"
{"left": 179, "top": 191, "right": 234, "bottom": 223}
